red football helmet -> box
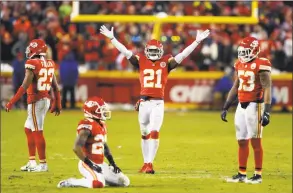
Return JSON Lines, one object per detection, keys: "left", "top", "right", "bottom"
{"left": 25, "top": 39, "right": 47, "bottom": 59}
{"left": 238, "top": 36, "right": 260, "bottom": 63}
{"left": 83, "top": 97, "right": 111, "bottom": 121}
{"left": 144, "top": 39, "right": 164, "bottom": 60}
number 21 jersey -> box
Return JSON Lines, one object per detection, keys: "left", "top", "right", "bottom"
{"left": 137, "top": 54, "right": 173, "bottom": 98}
{"left": 235, "top": 57, "right": 272, "bottom": 103}
{"left": 25, "top": 58, "right": 55, "bottom": 104}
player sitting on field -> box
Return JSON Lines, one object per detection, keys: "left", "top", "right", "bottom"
{"left": 58, "top": 97, "right": 130, "bottom": 188}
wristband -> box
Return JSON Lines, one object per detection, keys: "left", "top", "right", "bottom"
{"left": 84, "top": 157, "right": 94, "bottom": 168}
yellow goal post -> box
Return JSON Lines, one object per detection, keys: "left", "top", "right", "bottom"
{"left": 70, "top": 1, "right": 258, "bottom": 39}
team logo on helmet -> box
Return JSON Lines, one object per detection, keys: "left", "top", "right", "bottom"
{"left": 250, "top": 40, "right": 259, "bottom": 48}
{"left": 30, "top": 42, "right": 38, "bottom": 48}
{"left": 160, "top": 62, "right": 166, "bottom": 68}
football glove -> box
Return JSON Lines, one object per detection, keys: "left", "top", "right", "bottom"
{"left": 261, "top": 112, "right": 270, "bottom": 126}
{"left": 221, "top": 109, "right": 228, "bottom": 122}
{"left": 195, "top": 29, "right": 210, "bottom": 43}
{"left": 100, "top": 25, "right": 114, "bottom": 39}
{"left": 135, "top": 99, "right": 144, "bottom": 111}
{"left": 112, "top": 164, "right": 122, "bottom": 174}
{"left": 50, "top": 91, "right": 62, "bottom": 116}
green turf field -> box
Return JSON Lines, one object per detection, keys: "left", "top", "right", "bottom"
{"left": 1, "top": 110, "right": 292, "bottom": 193}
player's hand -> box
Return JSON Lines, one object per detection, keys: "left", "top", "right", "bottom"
{"left": 112, "top": 164, "right": 122, "bottom": 173}
{"left": 261, "top": 112, "right": 270, "bottom": 126}
{"left": 50, "top": 100, "right": 61, "bottom": 116}
{"left": 221, "top": 109, "right": 228, "bottom": 122}
{"left": 135, "top": 99, "right": 144, "bottom": 111}
{"left": 195, "top": 29, "right": 210, "bottom": 43}
{"left": 100, "top": 25, "right": 114, "bottom": 39}
{"left": 5, "top": 102, "right": 13, "bottom": 112}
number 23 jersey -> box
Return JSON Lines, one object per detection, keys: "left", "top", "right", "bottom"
{"left": 137, "top": 54, "right": 173, "bottom": 98}
{"left": 25, "top": 58, "right": 55, "bottom": 104}
{"left": 235, "top": 57, "right": 272, "bottom": 103}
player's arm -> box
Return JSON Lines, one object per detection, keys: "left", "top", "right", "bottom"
{"left": 100, "top": 25, "right": 139, "bottom": 69}
{"left": 259, "top": 70, "right": 272, "bottom": 126}
{"left": 5, "top": 69, "right": 34, "bottom": 112}
{"left": 50, "top": 74, "right": 62, "bottom": 116}
{"left": 168, "top": 29, "right": 210, "bottom": 72}
{"left": 73, "top": 129, "right": 102, "bottom": 173}
{"left": 104, "top": 143, "right": 121, "bottom": 173}
{"left": 221, "top": 71, "right": 239, "bottom": 122}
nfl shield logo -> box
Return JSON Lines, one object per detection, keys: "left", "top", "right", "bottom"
{"left": 251, "top": 63, "right": 256, "bottom": 69}
{"left": 160, "top": 62, "right": 166, "bottom": 68}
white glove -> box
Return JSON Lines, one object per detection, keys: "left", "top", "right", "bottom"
{"left": 195, "top": 29, "right": 210, "bottom": 43}
{"left": 100, "top": 25, "right": 114, "bottom": 39}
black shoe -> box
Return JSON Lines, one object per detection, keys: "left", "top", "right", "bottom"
{"left": 246, "top": 174, "right": 262, "bottom": 184}
{"left": 226, "top": 172, "right": 247, "bottom": 183}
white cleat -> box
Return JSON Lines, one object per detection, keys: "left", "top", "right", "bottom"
{"left": 57, "top": 178, "right": 76, "bottom": 188}
{"left": 20, "top": 161, "right": 37, "bottom": 172}
{"left": 226, "top": 173, "right": 247, "bottom": 183}
{"left": 245, "top": 174, "right": 262, "bottom": 184}
{"left": 29, "top": 163, "right": 48, "bottom": 172}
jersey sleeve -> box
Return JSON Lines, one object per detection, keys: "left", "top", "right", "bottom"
{"left": 77, "top": 120, "right": 93, "bottom": 134}
{"left": 258, "top": 58, "right": 272, "bottom": 72}
{"left": 25, "top": 59, "right": 37, "bottom": 71}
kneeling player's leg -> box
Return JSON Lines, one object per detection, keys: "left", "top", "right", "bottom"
{"left": 149, "top": 100, "right": 164, "bottom": 164}
{"left": 246, "top": 103, "right": 264, "bottom": 176}
{"left": 101, "top": 163, "right": 130, "bottom": 187}
{"left": 138, "top": 101, "right": 151, "bottom": 165}
{"left": 235, "top": 103, "right": 250, "bottom": 175}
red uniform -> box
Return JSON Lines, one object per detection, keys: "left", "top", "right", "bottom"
{"left": 137, "top": 54, "right": 173, "bottom": 98}
{"left": 77, "top": 119, "right": 107, "bottom": 165}
{"left": 235, "top": 57, "right": 272, "bottom": 103}
{"left": 25, "top": 59, "right": 55, "bottom": 104}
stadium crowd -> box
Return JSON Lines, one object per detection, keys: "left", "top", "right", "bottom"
{"left": 1, "top": 1, "right": 292, "bottom": 72}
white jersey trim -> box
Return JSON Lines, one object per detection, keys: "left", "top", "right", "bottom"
{"left": 77, "top": 124, "right": 93, "bottom": 131}
{"left": 25, "top": 64, "right": 35, "bottom": 69}
{"left": 259, "top": 65, "right": 271, "bottom": 71}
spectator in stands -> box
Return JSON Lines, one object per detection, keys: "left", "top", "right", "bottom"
{"left": 11, "top": 32, "right": 28, "bottom": 58}
{"left": 1, "top": 32, "right": 15, "bottom": 62}
{"left": 59, "top": 50, "right": 79, "bottom": 109}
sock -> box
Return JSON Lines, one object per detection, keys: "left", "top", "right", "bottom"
{"left": 238, "top": 139, "right": 249, "bottom": 175}
{"left": 141, "top": 134, "right": 151, "bottom": 163}
{"left": 149, "top": 131, "right": 160, "bottom": 163}
{"left": 25, "top": 128, "right": 36, "bottom": 161}
{"left": 33, "top": 131, "right": 46, "bottom": 163}
{"left": 251, "top": 138, "right": 263, "bottom": 175}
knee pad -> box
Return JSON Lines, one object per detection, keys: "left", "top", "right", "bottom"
{"left": 92, "top": 180, "right": 104, "bottom": 188}
{"left": 150, "top": 131, "right": 159, "bottom": 139}
{"left": 141, "top": 133, "right": 151, "bottom": 140}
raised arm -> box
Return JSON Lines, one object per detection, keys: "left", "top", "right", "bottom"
{"left": 5, "top": 69, "right": 34, "bottom": 112}
{"left": 100, "top": 25, "right": 139, "bottom": 68}
{"left": 221, "top": 71, "right": 239, "bottom": 122}
{"left": 168, "top": 29, "right": 210, "bottom": 71}
{"left": 259, "top": 70, "right": 272, "bottom": 126}
{"left": 104, "top": 143, "right": 121, "bottom": 173}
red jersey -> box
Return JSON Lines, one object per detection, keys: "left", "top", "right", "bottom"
{"left": 25, "top": 58, "right": 55, "bottom": 104}
{"left": 137, "top": 54, "right": 173, "bottom": 98}
{"left": 77, "top": 118, "right": 107, "bottom": 165}
{"left": 235, "top": 57, "right": 272, "bottom": 103}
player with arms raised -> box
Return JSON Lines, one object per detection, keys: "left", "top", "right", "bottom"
{"left": 100, "top": 25, "right": 210, "bottom": 174}
{"left": 5, "top": 39, "right": 62, "bottom": 172}
{"left": 221, "top": 37, "right": 272, "bottom": 184}
{"left": 58, "top": 97, "right": 130, "bottom": 188}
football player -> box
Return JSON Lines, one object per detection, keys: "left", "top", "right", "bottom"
{"left": 100, "top": 25, "right": 210, "bottom": 174}
{"left": 5, "top": 39, "right": 62, "bottom": 172}
{"left": 57, "top": 97, "right": 130, "bottom": 188}
{"left": 221, "top": 37, "right": 272, "bottom": 184}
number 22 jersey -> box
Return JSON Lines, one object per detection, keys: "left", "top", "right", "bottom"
{"left": 25, "top": 58, "right": 55, "bottom": 104}
{"left": 234, "top": 57, "right": 272, "bottom": 103}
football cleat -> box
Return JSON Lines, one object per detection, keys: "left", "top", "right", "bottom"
{"left": 226, "top": 173, "right": 247, "bottom": 183}
{"left": 139, "top": 163, "right": 149, "bottom": 173}
{"left": 246, "top": 174, "right": 262, "bottom": 184}
{"left": 20, "top": 161, "right": 37, "bottom": 171}
{"left": 145, "top": 163, "right": 155, "bottom": 174}
{"left": 29, "top": 163, "right": 48, "bottom": 172}
{"left": 57, "top": 178, "right": 76, "bottom": 188}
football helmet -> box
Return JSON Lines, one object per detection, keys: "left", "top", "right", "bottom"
{"left": 238, "top": 37, "right": 260, "bottom": 63}
{"left": 25, "top": 39, "right": 47, "bottom": 59}
{"left": 144, "top": 39, "right": 164, "bottom": 61}
{"left": 83, "top": 97, "right": 111, "bottom": 121}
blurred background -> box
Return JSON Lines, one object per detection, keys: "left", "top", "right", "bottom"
{"left": 0, "top": 1, "right": 292, "bottom": 112}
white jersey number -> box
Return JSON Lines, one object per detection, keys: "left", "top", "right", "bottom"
{"left": 143, "top": 69, "right": 162, "bottom": 88}
{"left": 91, "top": 134, "right": 104, "bottom": 155}
{"left": 38, "top": 68, "right": 54, "bottom": 91}
{"left": 238, "top": 70, "right": 255, "bottom": 92}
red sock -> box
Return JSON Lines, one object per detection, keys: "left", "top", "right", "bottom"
{"left": 33, "top": 131, "right": 46, "bottom": 163}
{"left": 25, "top": 128, "right": 36, "bottom": 160}
{"left": 251, "top": 138, "right": 263, "bottom": 175}
{"left": 92, "top": 180, "right": 104, "bottom": 188}
{"left": 238, "top": 139, "right": 249, "bottom": 174}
